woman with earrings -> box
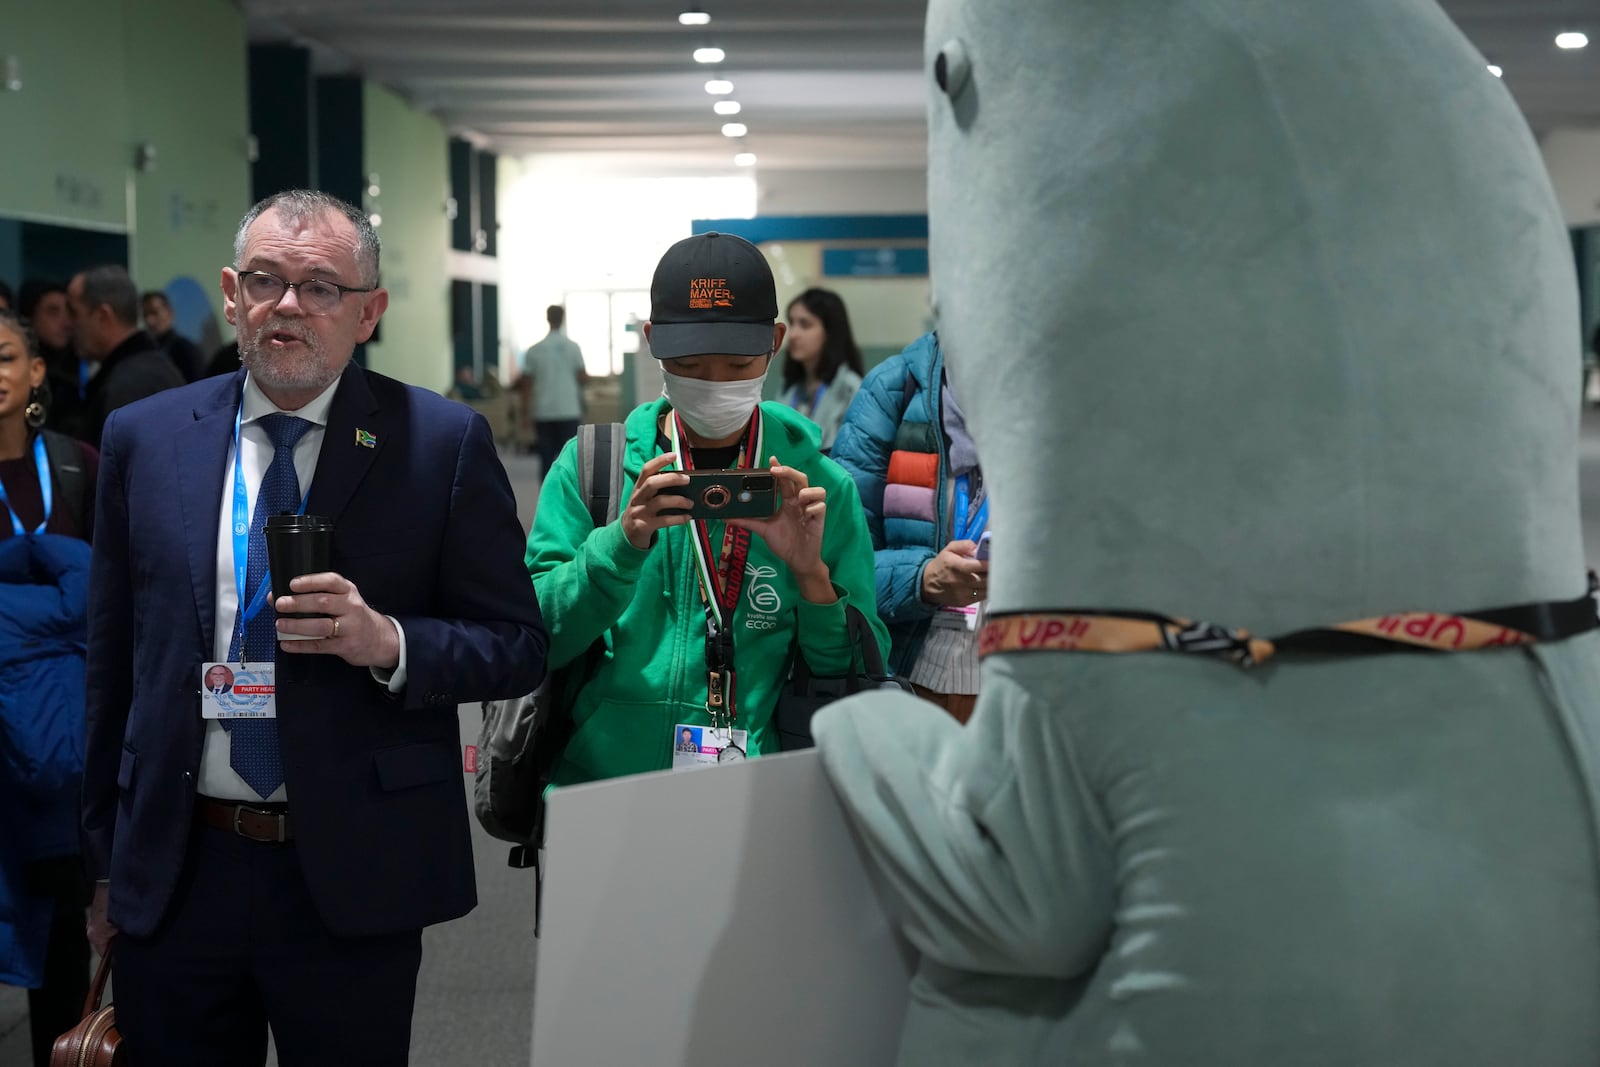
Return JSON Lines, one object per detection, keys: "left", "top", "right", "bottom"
{"left": 0, "top": 308, "right": 99, "bottom": 1067}
{"left": 0, "top": 311, "right": 98, "bottom": 541}
{"left": 779, "top": 288, "right": 865, "bottom": 452}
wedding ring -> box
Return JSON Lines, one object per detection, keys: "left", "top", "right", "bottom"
{"left": 331, "top": 617, "right": 341, "bottom": 639}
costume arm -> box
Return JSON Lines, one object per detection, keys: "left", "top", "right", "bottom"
{"left": 814, "top": 671, "right": 1115, "bottom": 979}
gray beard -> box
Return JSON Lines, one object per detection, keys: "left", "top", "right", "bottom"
{"left": 239, "top": 319, "right": 344, "bottom": 395}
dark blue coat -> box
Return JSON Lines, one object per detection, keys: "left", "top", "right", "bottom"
{"left": 84, "top": 364, "right": 548, "bottom": 939}
{"left": 0, "top": 532, "right": 91, "bottom": 987}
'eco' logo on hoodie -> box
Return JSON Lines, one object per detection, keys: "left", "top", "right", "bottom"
{"left": 746, "top": 564, "right": 782, "bottom": 614}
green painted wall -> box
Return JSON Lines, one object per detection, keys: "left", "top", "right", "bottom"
{"left": 363, "top": 82, "right": 451, "bottom": 389}
{"left": 0, "top": 0, "right": 131, "bottom": 232}
{"left": 0, "top": 0, "right": 249, "bottom": 331}
{"left": 3, "top": 3, "right": 453, "bottom": 364}
{"left": 124, "top": 0, "right": 251, "bottom": 325}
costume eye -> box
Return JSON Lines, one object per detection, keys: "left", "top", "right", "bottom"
{"left": 934, "top": 39, "right": 971, "bottom": 99}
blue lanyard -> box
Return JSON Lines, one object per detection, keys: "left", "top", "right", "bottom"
{"left": 953, "top": 472, "right": 989, "bottom": 544}
{"left": 786, "top": 382, "right": 827, "bottom": 416}
{"left": 0, "top": 434, "right": 53, "bottom": 536}
{"left": 807, "top": 381, "right": 827, "bottom": 415}
{"left": 228, "top": 406, "right": 310, "bottom": 660}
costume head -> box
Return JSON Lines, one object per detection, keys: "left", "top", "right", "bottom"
{"left": 927, "top": 0, "right": 1583, "bottom": 633}
{"left": 812, "top": 4, "right": 1600, "bottom": 1063}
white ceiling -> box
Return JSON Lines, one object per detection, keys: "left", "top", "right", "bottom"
{"left": 243, "top": 0, "right": 1600, "bottom": 175}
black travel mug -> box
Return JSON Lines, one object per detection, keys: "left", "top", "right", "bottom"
{"left": 265, "top": 513, "right": 334, "bottom": 635}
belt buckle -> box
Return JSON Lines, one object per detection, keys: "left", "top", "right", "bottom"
{"left": 232, "top": 804, "right": 286, "bottom": 843}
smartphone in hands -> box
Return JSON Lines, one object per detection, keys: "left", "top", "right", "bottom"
{"left": 657, "top": 469, "right": 780, "bottom": 520}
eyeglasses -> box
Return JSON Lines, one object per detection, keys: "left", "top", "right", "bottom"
{"left": 237, "top": 270, "right": 374, "bottom": 315}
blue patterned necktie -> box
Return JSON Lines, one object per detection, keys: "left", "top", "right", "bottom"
{"left": 225, "top": 412, "right": 313, "bottom": 799}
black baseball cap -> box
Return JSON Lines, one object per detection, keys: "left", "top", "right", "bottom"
{"left": 648, "top": 232, "right": 779, "bottom": 359}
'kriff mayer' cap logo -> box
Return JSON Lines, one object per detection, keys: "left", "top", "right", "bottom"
{"left": 689, "top": 277, "right": 734, "bottom": 310}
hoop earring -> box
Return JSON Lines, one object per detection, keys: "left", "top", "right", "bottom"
{"left": 24, "top": 384, "right": 50, "bottom": 430}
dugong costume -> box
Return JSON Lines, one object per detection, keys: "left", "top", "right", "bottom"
{"left": 812, "top": 1, "right": 1600, "bottom": 1063}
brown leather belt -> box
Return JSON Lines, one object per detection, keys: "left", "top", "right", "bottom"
{"left": 197, "top": 798, "right": 293, "bottom": 843}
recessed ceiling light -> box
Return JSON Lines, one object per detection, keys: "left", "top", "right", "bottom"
{"left": 705, "top": 79, "right": 734, "bottom": 94}
{"left": 721, "top": 122, "right": 748, "bottom": 138}
{"left": 1488, "top": 64, "right": 1504, "bottom": 77}
{"left": 1556, "top": 31, "right": 1589, "bottom": 50}
{"left": 713, "top": 100, "right": 741, "bottom": 115}
{"left": 678, "top": 10, "right": 711, "bottom": 26}
{"left": 734, "top": 152, "right": 757, "bottom": 167}
{"left": 693, "top": 47, "right": 726, "bottom": 64}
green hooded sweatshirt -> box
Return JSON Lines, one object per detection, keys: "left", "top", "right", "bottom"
{"left": 526, "top": 397, "right": 890, "bottom": 786}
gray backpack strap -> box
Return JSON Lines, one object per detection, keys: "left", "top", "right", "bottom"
{"left": 575, "top": 423, "right": 626, "bottom": 527}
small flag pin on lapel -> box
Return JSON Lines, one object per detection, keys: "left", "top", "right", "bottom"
{"left": 355, "top": 428, "right": 377, "bottom": 448}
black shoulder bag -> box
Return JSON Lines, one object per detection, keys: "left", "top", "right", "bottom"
{"left": 775, "top": 604, "right": 911, "bottom": 750}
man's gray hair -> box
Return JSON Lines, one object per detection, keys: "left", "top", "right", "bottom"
{"left": 77, "top": 265, "right": 140, "bottom": 328}
{"left": 233, "top": 190, "right": 381, "bottom": 287}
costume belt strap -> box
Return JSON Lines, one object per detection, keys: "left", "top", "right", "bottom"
{"left": 977, "top": 579, "right": 1600, "bottom": 670}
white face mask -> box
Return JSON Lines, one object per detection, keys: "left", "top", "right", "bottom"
{"left": 662, "top": 365, "right": 769, "bottom": 439}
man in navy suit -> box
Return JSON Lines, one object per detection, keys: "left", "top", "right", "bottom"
{"left": 81, "top": 189, "right": 548, "bottom": 1065}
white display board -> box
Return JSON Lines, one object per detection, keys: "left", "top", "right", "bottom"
{"left": 531, "top": 750, "right": 915, "bottom": 1066}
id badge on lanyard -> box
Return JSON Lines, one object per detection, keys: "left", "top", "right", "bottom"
{"left": 199, "top": 661, "right": 277, "bottom": 719}
{"left": 670, "top": 721, "right": 748, "bottom": 769}
{"left": 667, "top": 410, "right": 763, "bottom": 732}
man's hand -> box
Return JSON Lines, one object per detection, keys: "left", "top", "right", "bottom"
{"left": 730, "top": 459, "right": 833, "bottom": 604}
{"left": 274, "top": 572, "right": 401, "bottom": 668}
{"left": 622, "top": 452, "right": 693, "bottom": 551}
{"left": 921, "top": 540, "right": 989, "bottom": 607}
{"left": 87, "top": 884, "right": 117, "bottom": 956}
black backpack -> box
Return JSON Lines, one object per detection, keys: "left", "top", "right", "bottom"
{"left": 474, "top": 424, "right": 624, "bottom": 925}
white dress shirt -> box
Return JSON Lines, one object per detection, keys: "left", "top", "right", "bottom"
{"left": 200, "top": 373, "right": 408, "bottom": 801}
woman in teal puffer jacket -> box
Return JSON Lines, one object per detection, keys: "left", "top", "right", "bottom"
{"left": 830, "top": 332, "right": 990, "bottom": 721}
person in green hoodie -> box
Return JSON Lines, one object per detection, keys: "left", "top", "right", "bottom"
{"left": 525, "top": 232, "right": 888, "bottom": 785}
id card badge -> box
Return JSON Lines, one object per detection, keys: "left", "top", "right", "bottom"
{"left": 199, "top": 662, "right": 277, "bottom": 719}
{"left": 670, "top": 722, "right": 749, "bottom": 770}
{"left": 933, "top": 605, "right": 981, "bottom": 632}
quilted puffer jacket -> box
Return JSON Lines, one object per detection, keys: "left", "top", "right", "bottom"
{"left": 0, "top": 532, "right": 90, "bottom": 987}
{"left": 830, "top": 332, "right": 949, "bottom": 674}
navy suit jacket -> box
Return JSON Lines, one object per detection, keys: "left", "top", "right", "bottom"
{"left": 83, "top": 364, "right": 548, "bottom": 938}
